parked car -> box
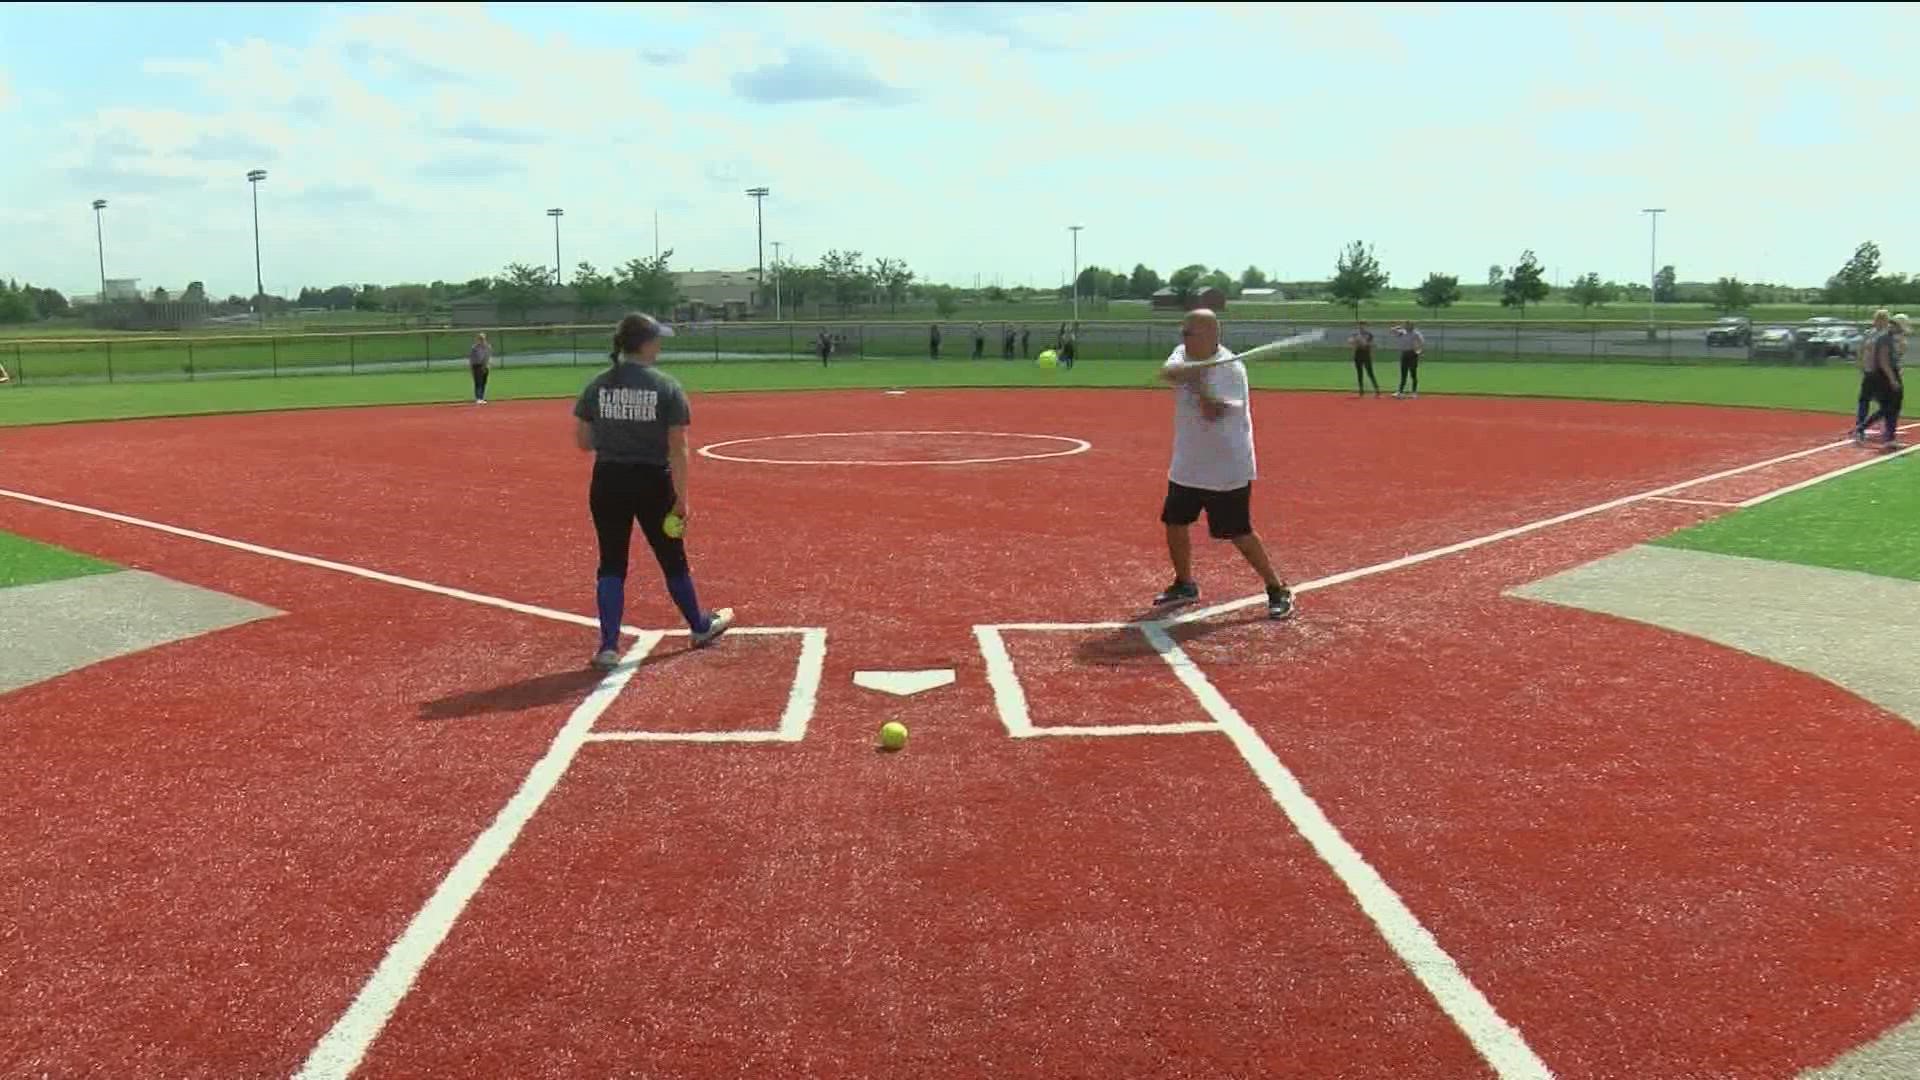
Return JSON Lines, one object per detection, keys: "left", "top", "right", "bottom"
{"left": 1807, "top": 326, "right": 1863, "bottom": 359}
{"left": 1705, "top": 316, "right": 1752, "bottom": 346}
{"left": 1752, "top": 326, "right": 1798, "bottom": 357}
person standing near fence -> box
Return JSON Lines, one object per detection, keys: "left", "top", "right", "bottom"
{"left": 929, "top": 324, "right": 941, "bottom": 360}
{"left": 1060, "top": 326, "right": 1078, "bottom": 369}
{"left": 467, "top": 333, "right": 492, "bottom": 404}
{"left": 1020, "top": 327, "right": 1031, "bottom": 358}
{"left": 1347, "top": 323, "right": 1378, "bottom": 397}
{"left": 574, "top": 312, "right": 733, "bottom": 671}
{"left": 972, "top": 323, "right": 985, "bottom": 360}
{"left": 1393, "top": 321, "right": 1425, "bottom": 398}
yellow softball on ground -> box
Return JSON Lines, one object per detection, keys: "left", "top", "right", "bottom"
{"left": 880, "top": 721, "right": 908, "bottom": 751}
{"left": 1036, "top": 349, "right": 1058, "bottom": 369}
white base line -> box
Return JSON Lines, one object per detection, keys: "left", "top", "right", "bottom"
{"left": 1137, "top": 623, "right": 1553, "bottom": 1078}
{"left": 0, "top": 487, "right": 650, "bottom": 640}
{"left": 1648, "top": 496, "right": 1742, "bottom": 508}
{"left": 1738, "top": 439, "right": 1920, "bottom": 507}
{"left": 293, "top": 632, "right": 664, "bottom": 1080}
{"left": 1168, "top": 428, "right": 1904, "bottom": 626}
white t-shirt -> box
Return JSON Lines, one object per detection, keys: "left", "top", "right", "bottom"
{"left": 1163, "top": 345, "right": 1256, "bottom": 491}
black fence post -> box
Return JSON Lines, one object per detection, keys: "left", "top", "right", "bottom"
{"left": 789, "top": 321, "right": 795, "bottom": 360}
{"left": 13, "top": 341, "right": 22, "bottom": 384}
{"left": 187, "top": 340, "right": 195, "bottom": 377}
{"left": 712, "top": 323, "right": 719, "bottom": 362}
{"left": 271, "top": 336, "right": 279, "bottom": 376}
{"left": 349, "top": 333, "right": 356, "bottom": 374}
{"left": 423, "top": 331, "right": 431, "bottom": 372}
{"left": 1513, "top": 323, "right": 1520, "bottom": 359}
{"left": 859, "top": 323, "right": 866, "bottom": 359}
{"left": 106, "top": 340, "right": 114, "bottom": 383}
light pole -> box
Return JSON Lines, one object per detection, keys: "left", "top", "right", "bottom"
{"left": 1642, "top": 207, "right": 1664, "bottom": 341}
{"left": 771, "top": 240, "right": 783, "bottom": 321}
{"left": 745, "top": 187, "right": 769, "bottom": 311}
{"left": 547, "top": 208, "right": 564, "bottom": 286}
{"left": 1068, "top": 224, "right": 1083, "bottom": 323}
{"left": 91, "top": 199, "right": 107, "bottom": 306}
{"left": 247, "top": 169, "right": 268, "bottom": 324}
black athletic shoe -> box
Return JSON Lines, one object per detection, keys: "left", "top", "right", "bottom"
{"left": 1153, "top": 580, "right": 1199, "bottom": 607}
{"left": 1267, "top": 585, "right": 1296, "bottom": 621}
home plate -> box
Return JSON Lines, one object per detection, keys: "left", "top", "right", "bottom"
{"left": 854, "top": 669, "right": 955, "bottom": 696}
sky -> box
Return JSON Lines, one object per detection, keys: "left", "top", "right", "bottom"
{"left": 1, "top": 1, "right": 1916, "bottom": 301}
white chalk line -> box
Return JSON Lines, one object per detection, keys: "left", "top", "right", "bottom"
{"left": 974, "top": 616, "right": 1551, "bottom": 1076}
{"left": 1169, "top": 425, "right": 1916, "bottom": 626}
{"left": 1140, "top": 622, "right": 1553, "bottom": 1078}
{"left": 1737, "top": 436, "right": 1920, "bottom": 507}
{"left": 293, "top": 631, "right": 664, "bottom": 1080}
{"left": 697, "top": 429, "right": 1092, "bottom": 466}
{"left": 1647, "top": 496, "right": 1742, "bottom": 508}
{"left": 0, "top": 486, "right": 803, "bottom": 644}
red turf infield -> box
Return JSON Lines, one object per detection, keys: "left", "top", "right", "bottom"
{"left": 1, "top": 388, "right": 1913, "bottom": 1078}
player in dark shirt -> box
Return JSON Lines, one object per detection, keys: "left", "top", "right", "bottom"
{"left": 1348, "top": 323, "right": 1380, "bottom": 397}
{"left": 573, "top": 313, "right": 733, "bottom": 670}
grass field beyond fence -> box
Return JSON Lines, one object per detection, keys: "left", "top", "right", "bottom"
{"left": 0, "top": 312, "right": 1856, "bottom": 387}
{"left": 0, "top": 355, "right": 1865, "bottom": 428}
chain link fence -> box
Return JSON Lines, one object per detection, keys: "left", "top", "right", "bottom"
{"left": 0, "top": 317, "right": 1861, "bottom": 386}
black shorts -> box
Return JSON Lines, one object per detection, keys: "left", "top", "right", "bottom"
{"left": 1160, "top": 481, "right": 1254, "bottom": 540}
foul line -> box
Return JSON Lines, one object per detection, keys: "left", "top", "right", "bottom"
{"left": 1139, "top": 622, "right": 1552, "bottom": 1078}
{"left": 1738, "top": 438, "right": 1920, "bottom": 507}
{"left": 1168, "top": 427, "right": 1909, "bottom": 626}
{"left": 293, "top": 632, "right": 664, "bottom": 1080}
{"left": 0, "top": 487, "right": 650, "bottom": 640}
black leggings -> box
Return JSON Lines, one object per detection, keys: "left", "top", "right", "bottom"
{"left": 589, "top": 461, "right": 687, "bottom": 579}
{"left": 1399, "top": 351, "right": 1420, "bottom": 393}
{"left": 471, "top": 365, "right": 489, "bottom": 399}
{"left": 1353, "top": 352, "right": 1378, "bottom": 392}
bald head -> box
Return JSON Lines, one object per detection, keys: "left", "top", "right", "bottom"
{"left": 1182, "top": 308, "right": 1220, "bottom": 356}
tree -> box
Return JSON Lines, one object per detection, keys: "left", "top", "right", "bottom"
{"left": 382, "top": 284, "right": 432, "bottom": 313}
{"left": 1709, "top": 276, "right": 1750, "bottom": 314}
{"left": 1500, "top": 250, "right": 1550, "bottom": 316}
{"left": 495, "top": 261, "right": 553, "bottom": 322}
{"left": 1168, "top": 264, "right": 1208, "bottom": 303}
{"left": 1240, "top": 266, "right": 1269, "bottom": 290}
{"left": 1564, "top": 272, "right": 1614, "bottom": 312}
{"left": 1653, "top": 264, "right": 1677, "bottom": 303}
{"left": 1202, "top": 268, "right": 1234, "bottom": 296}
{"left": 928, "top": 285, "right": 960, "bottom": 317}
{"left": 572, "top": 262, "right": 617, "bottom": 319}
{"left": 1129, "top": 263, "right": 1163, "bottom": 298}
{"left": 1831, "top": 242, "right": 1883, "bottom": 309}
{"left": 1414, "top": 272, "right": 1460, "bottom": 312}
{"left": 354, "top": 284, "right": 384, "bottom": 311}
{"left": 1328, "top": 241, "right": 1388, "bottom": 317}
{"left": 1488, "top": 265, "right": 1504, "bottom": 289}
{"left": 0, "top": 281, "right": 32, "bottom": 324}
{"left": 616, "top": 251, "right": 678, "bottom": 316}
{"left": 817, "top": 249, "right": 869, "bottom": 314}
{"left": 182, "top": 281, "right": 207, "bottom": 305}
{"left": 871, "top": 257, "right": 914, "bottom": 313}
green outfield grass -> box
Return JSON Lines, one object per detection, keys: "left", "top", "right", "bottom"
{"left": 0, "top": 531, "right": 119, "bottom": 589}
{"left": 1654, "top": 453, "right": 1920, "bottom": 582}
{"left": 0, "top": 355, "right": 1866, "bottom": 428}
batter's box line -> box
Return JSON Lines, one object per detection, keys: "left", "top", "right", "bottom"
{"left": 583, "top": 626, "right": 826, "bottom": 744}
{"left": 973, "top": 622, "right": 1225, "bottom": 739}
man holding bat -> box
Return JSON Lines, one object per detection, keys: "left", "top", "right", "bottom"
{"left": 1152, "top": 308, "right": 1296, "bottom": 620}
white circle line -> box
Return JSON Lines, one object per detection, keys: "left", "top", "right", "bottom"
{"left": 696, "top": 430, "right": 1094, "bottom": 466}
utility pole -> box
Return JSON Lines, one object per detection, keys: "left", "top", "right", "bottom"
{"left": 771, "top": 240, "right": 783, "bottom": 321}
{"left": 1642, "top": 208, "right": 1665, "bottom": 341}
{"left": 1069, "top": 225, "right": 1083, "bottom": 323}
{"left": 91, "top": 199, "right": 108, "bottom": 305}
{"left": 745, "top": 187, "right": 769, "bottom": 311}
{"left": 247, "top": 169, "right": 268, "bottom": 325}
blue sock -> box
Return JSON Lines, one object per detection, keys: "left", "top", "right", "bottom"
{"left": 595, "top": 576, "right": 625, "bottom": 652}
{"left": 665, "top": 572, "right": 708, "bottom": 633}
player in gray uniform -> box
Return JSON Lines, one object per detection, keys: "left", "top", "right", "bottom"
{"left": 574, "top": 313, "right": 733, "bottom": 670}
